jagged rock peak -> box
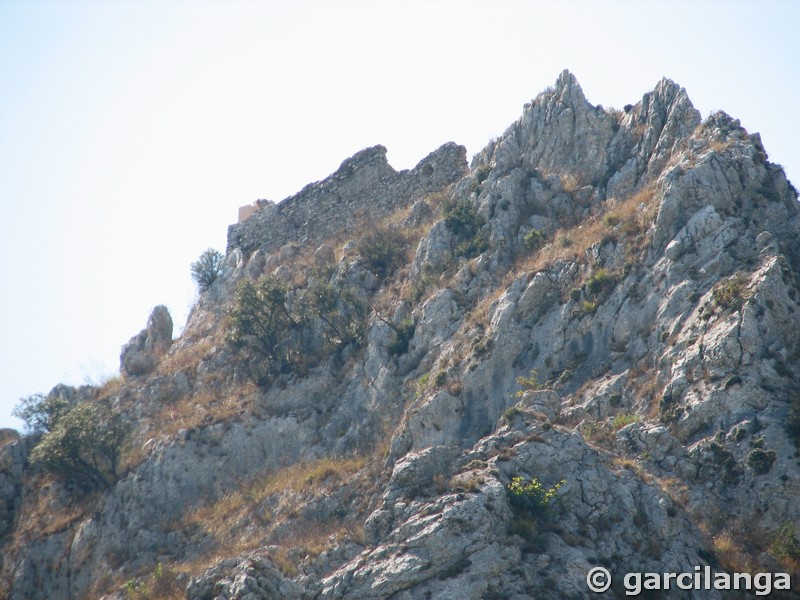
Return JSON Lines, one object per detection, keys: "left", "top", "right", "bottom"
{"left": 471, "top": 71, "right": 705, "bottom": 200}
{"left": 329, "top": 144, "right": 395, "bottom": 182}
{"left": 551, "top": 68, "right": 587, "bottom": 105}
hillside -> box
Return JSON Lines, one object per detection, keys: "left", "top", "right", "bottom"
{"left": 2, "top": 70, "right": 799, "bottom": 599}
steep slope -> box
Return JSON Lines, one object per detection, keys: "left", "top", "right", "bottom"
{"left": 1, "top": 71, "right": 799, "bottom": 599}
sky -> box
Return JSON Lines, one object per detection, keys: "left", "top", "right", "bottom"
{"left": 1, "top": 0, "right": 798, "bottom": 430}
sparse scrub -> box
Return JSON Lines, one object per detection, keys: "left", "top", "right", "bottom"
{"left": 357, "top": 225, "right": 408, "bottom": 277}
{"left": 518, "top": 184, "right": 658, "bottom": 274}
{"left": 712, "top": 274, "right": 749, "bottom": 312}
{"left": 515, "top": 369, "right": 543, "bottom": 396}
{"left": 768, "top": 523, "right": 800, "bottom": 562}
{"left": 123, "top": 563, "right": 182, "bottom": 600}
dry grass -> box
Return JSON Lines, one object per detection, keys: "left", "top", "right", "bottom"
{"left": 150, "top": 383, "right": 257, "bottom": 439}
{"left": 182, "top": 454, "right": 369, "bottom": 555}
{"left": 157, "top": 337, "right": 216, "bottom": 377}
{"left": 96, "top": 375, "right": 124, "bottom": 399}
{"left": 519, "top": 184, "right": 659, "bottom": 274}
{"left": 151, "top": 452, "right": 375, "bottom": 587}
{"left": 3, "top": 476, "right": 91, "bottom": 558}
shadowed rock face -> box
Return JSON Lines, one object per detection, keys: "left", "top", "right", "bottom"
{"left": 3, "top": 72, "right": 799, "bottom": 600}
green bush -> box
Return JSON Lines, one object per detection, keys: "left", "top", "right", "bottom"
{"left": 28, "top": 401, "right": 130, "bottom": 492}
{"left": 474, "top": 164, "right": 492, "bottom": 184}
{"left": 387, "top": 317, "right": 416, "bottom": 356}
{"left": 769, "top": 523, "right": 800, "bottom": 562}
{"left": 611, "top": 412, "right": 639, "bottom": 430}
{"left": 581, "top": 300, "right": 598, "bottom": 315}
{"left": 13, "top": 392, "right": 71, "bottom": 433}
{"left": 442, "top": 197, "right": 487, "bottom": 258}
{"left": 302, "top": 278, "right": 366, "bottom": 351}
{"left": 746, "top": 448, "right": 775, "bottom": 474}
{"left": 523, "top": 229, "right": 545, "bottom": 252}
{"left": 507, "top": 476, "right": 565, "bottom": 516}
{"left": 712, "top": 274, "right": 748, "bottom": 312}
{"left": 357, "top": 226, "right": 408, "bottom": 278}
{"left": 191, "top": 248, "right": 226, "bottom": 292}
{"left": 226, "top": 275, "right": 301, "bottom": 385}
{"left": 515, "top": 369, "right": 543, "bottom": 396}
{"left": 586, "top": 268, "right": 616, "bottom": 296}
{"left": 227, "top": 274, "right": 367, "bottom": 385}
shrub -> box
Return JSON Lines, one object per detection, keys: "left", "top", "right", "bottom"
{"left": 357, "top": 226, "right": 408, "bottom": 278}
{"left": 507, "top": 476, "right": 565, "bottom": 515}
{"left": 769, "top": 523, "right": 800, "bottom": 562}
{"left": 586, "top": 268, "right": 616, "bottom": 296}
{"left": 13, "top": 392, "right": 71, "bottom": 433}
{"left": 501, "top": 406, "right": 523, "bottom": 422}
{"left": 746, "top": 448, "right": 775, "bottom": 474}
{"left": 712, "top": 274, "right": 749, "bottom": 312}
{"left": 29, "top": 401, "right": 130, "bottom": 492}
{"left": 227, "top": 273, "right": 368, "bottom": 385}
{"left": 515, "top": 369, "right": 543, "bottom": 396}
{"left": 191, "top": 248, "right": 226, "bottom": 292}
{"left": 785, "top": 397, "right": 800, "bottom": 446}
{"left": 523, "top": 229, "right": 545, "bottom": 252}
{"left": 474, "top": 164, "right": 492, "bottom": 184}
{"left": 387, "top": 318, "right": 416, "bottom": 357}
{"left": 433, "top": 369, "right": 447, "bottom": 388}
{"left": 302, "top": 279, "right": 366, "bottom": 351}
{"left": 442, "top": 197, "right": 487, "bottom": 258}
{"left": 226, "top": 275, "right": 300, "bottom": 385}
{"left": 611, "top": 412, "right": 639, "bottom": 430}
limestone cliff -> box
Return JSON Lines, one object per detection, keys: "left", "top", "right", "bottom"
{"left": 2, "top": 71, "right": 799, "bottom": 599}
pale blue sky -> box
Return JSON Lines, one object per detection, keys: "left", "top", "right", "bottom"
{"left": 1, "top": 1, "right": 798, "bottom": 429}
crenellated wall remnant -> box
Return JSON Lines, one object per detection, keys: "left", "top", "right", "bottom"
{"left": 227, "top": 142, "right": 468, "bottom": 257}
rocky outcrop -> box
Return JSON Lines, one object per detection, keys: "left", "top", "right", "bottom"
{"left": 119, "top": 305, "right": 173, "bottom": 377}
{"left": 3, "top": 72, "right": 799, "bottom": 600}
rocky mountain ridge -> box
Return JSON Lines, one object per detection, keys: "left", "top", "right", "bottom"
{"left": 1, "top": 70, "right": 799, "bottom": 599}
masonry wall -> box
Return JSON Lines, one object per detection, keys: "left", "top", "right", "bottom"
{"left": 226, "top": 142, "right": 468, "bottom": 257}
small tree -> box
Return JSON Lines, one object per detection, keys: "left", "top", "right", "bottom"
{"left": 226, "top": 275, "right": 301, "bottom": 384}
{"left": 13, "top": 392, "right": 71, "bottom": 433}
{"left": 29, "top": 401, "right": 130, "bottom": 492}
{"left": 191, "top": 248, "right": 226, "bottom": 292}
{"left": 302, "top": 278, "right": 366, "bottom": 351}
